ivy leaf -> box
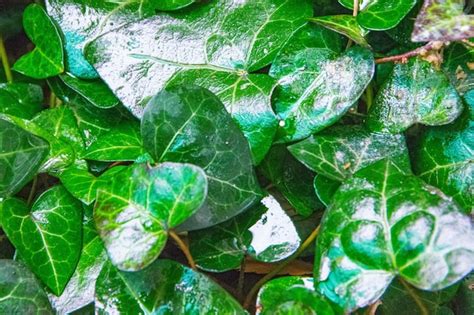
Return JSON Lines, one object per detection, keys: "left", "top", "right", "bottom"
{"left": 189, "top": 193, "right": 303, "bottom": 272}
{"left": 0, "top": 119, "right": 49, "bottom": 197}
{"left": 12, "top": 4, "right": 64, "bottom": 79}
{"left": 367, "top": 57, "right": 464, "bottom": 133}
{"left": 311, "top": 15, "right": 369, "bottom": 47}
{"left": 152, "top": 0, "right": 197, "bottom": 11}
{"left": 453, "top": 273, "right": 474, "bottom": 314}
{"left": 141, "top": 85, "right": 261, "bottom": 230}
{"left": 443, "top": 43, "right": 474, "bottom": 102}
{"left": 314, "top": 159, "right": 474, "bottom": 312}
{"left": 95, "top": 259, "right": 246, "bottom": 314}
{"left": 313, "top": 174, "right": 341, "bottom": 207}
{"left": 256, "top": 276, "right": 336, "bottom": 315}
{"left": 288, "top": 125, "right": 410, "bottom": 181}
{"left": 1, "top": 186, "right": 83, "bottom": 296}
{"left": 412, "top": 0, "right": 474, "bottom": 42}
{"left": 94, "top": 162, "right": 207, "bottom": 271}
{"left": 0, "top": 260, "right": 53, "bottom": 314}
{"left": 271, "top": 46, "right": 374, "bottom": 142}
{"left": 339, "top": 0, "right": 417, "bottom": 30}
{"left": 0, "top": 83, "right": 43, "bottom": 119}
{"left": 412, "top": 102, "right": 473, "bottom": 213}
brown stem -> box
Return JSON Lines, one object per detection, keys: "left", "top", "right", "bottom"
{"left": 366, "top": 300, "right": 382, "bottom": 315}
{"left": 375, "top": 42, "right": 441, "bottom": 64}
{"left": 169, "top": 231, "right": 196, "bottom": 270}
{"left": 237, "top": 256, "right": 246, "bottom": 300}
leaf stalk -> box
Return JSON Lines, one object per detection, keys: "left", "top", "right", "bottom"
{"left": 169, "top": 230, "right": 196, "bottom": 270}
{"left": 0, "top": 35, "right": 13, "bottom": 83}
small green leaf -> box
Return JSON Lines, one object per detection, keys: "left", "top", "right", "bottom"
{"left": 311, "top": 15, "right": 369, "bottom": 47}
{"left": 141, "top": 85, "right": 261, "bottom": 231}
{"left": 288, "top": 125, "right": 410, "bottom": 181}
{"left": 314, "top": 159, "right": 474, "bottom": 312}
{"left": 0, "top": 119, "right": 49, "bottom": 197}
{"left": 313, "top": 174, "right": 341, "bottom": 207}
{"left": 1, "top": 186, "right": 83, "bottom": 296}
{"left": 94, "top": 163, "right": 207, "bottom": 271}
{"left": 12, "top": 4, "right": 64, "bottom": 79}
{"left": 0, "top": 83, "right": 43, "bottom": 119}
{"left": 367, "top": 57, "right": 464, "bottom": 133}
{"left": 95, "top": 259, "right": 246, "bottom": 314}
{"left": 0, "top": 260, "right": 53, "bottom": 314}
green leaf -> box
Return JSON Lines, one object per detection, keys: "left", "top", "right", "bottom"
{"left": 314, "top": 159, "right": 474, "bottom": 312}
{"left": 259, "top": 145, "right": 323, "bottom": 217}
{"left": 95, "top": 259, "right": 246, "bottom": 314}
{"left": 412, "top": 102, "right": 473, "bottom": 213}
{"left": 152, "top": 0, "right": 196, "bottom": 11}
{"left": 0, "top": 83, "right": 43, "bottom": 119}
{"left": 12, "top": 4, "right": 64, "bottom": 79}
{"left": 313, "top": 174, "right": 341, "bottom": 207}
{"left": 141, "top": 85, "right": 261, "bottom": 230}
{"left": 271, "top": 46, "right": 374, "bottom": 142}
{"left": 94, "top": 162, "right": 207, "bottom": 271}
{"left": 256, "top": 276, "right": 336, "bottom": 315}
{"left": 189, "top": 193, "right": 303, "bottom": 272}
{"left": 339, "top": 0, "right": 417, "bottom": 30}
{"left": 442, "top": 43, "right": 474, "bottom": 101}
{"left": 1, "top": 186, "right": 83, "bottom": 295}
{"left": 453, "top": 273, "right": 474, "bottom": 314}
{"left": 367, "top": 57, "right": 464, "bottom": 133}
{"left": 0, "top": 260, "right": 53, "bottom": 314}
{"left": 412, "top": 0, "right": 474, "bottom": 42}
{"left": 310, "top": 15, "right": 369, "bottom": 47}
{"left": 0, "top": 119, "right": 49, "bottom": 197}
{"left": 288, "top": 125, "right": 410, "bottom": 181}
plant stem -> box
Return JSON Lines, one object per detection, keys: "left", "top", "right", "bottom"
{"left": 375, "top": 41, "right": 441, "bottom": 64}
{"left": 365, "top": 300, "right": 382, "bottom": 315}
{"left": 243, "top": 225, "right": 321, "bottom": 309}
{"left": 169, "top": 231, "right": 196, "bottom": 270}
{"left": 399, "top": 278, "right": 429, "bottom": 315}
{"left": 49, "top": 92, "right": 57, "bottom": 108}
{"left": 365, "top": 82, "right": 374, "bottom": 111}
{"left": 345, "top": 0, "right": 359, "bottom": 50}
{"left": 0, "top": 35, "right": 13, "bottom": 83}
{"left": 238, "top": 256, "right": 246, "bottom": 300}
{"left": 27, "top": 176, "right": 38, "bottom": 206}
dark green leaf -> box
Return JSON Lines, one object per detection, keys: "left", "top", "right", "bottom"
{"left": 0, "top": 83, "right": 43, "bottom": 119}
{"left": 367, "top": 57, "right": 464, "bottom": 133}
{"left": 310, "top": 15, "right": 369, "bottom": 47}
{"left": 141, "top": 85, "right": 261, "bottom": 230}
{"left": 94, "top": 162, "right": 207, "bottom": 271}
{"left": 95, "top": 259, "right": 246, "bottom": 314}
{"left": 288, "top": 125, "right": 410, "bottom": 181}
{"left": 442, "top": 43, "right": 474, "bottom": 102}
{"left": 453, "top": 273, "right": 474, "bottom": 314}
{"left": 1, "top": 186, "right": 83, "bottom": 295}
{"left": 0, "top": 119, "right": 49, "bottom": 197}
{"left": 12, "top": 4, "right": 64, "bottom": 79}
{"left": 0, "top": 4, "right": 24, "bottom": 39}
{"left": 152, "top": 0, "right": 196, "bottom": 11}
{"left": 314, "top": 159, "right": 474, "bottom": 312}
{"left": 313, "top": 175, "right": 341, "bottom": 207}
{"left": 0, "top": 260, "right": 53, "bottom": 314}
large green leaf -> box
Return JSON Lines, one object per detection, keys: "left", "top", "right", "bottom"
{"left": 314, "top": 159, "right": 474, "bottom": 312}
{"left": 94, "top": 162, "right": 207, "bottom": 271}
{"left": 288, "top": 125, "right": 410, "bottom": 182}
{"left": 0, "top": 83, "right": 43, "bottom": 119}
{"left": 0, "top": 119, "right": 49, "bottom": 197}
{"left": 339, "top": 0, "right": 417, "bottom": 30}
{"left": 1, "top": 186, "right": 83, "bottom": 296}
{"left": 412, "top": 102, "right": 473, "bottom": 213}
{"left": 95, "top": 259, "right": 246, "bottom": 314}
{"left": 367, "top": 57, "right": 464, "bottom": 133}
{"left": 0, "top": 260, "right": 53, "bottom": 314}
{"left": 270, "top": 46, "right": 374, "bottom": 142}
{"left": 310, "top": 15, "right": 369, "bottom": 47}
{"left": 412, "top": 0, "right": 474, "bottom": 42}
{"left": 141, "top": 85, "right": 261, "bottom": 230}
{"left": 12, "top": 4, "right": 64, "bottom": 79}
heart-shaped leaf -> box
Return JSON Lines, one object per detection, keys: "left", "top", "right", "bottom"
{"left": 271, "top": 46, "right": 374, "bottom": 142}
{"left": 314, "top": 159, "right": 474, "bottom": 312}
{"left": 311, "top": 15, "right": 369, "bottom": 47}
{"left": 1, "top": 186, "right": 83, "bottom": 295}
{"left": 0, "top": 83, "right": 43, "bottom": 119}
{"left": 141, "top": 85, "right": 261, "bottom": 230}
{"left": 12, "top": 4, "right": 64, "bottom": 79}
{"left": 94, "top": 162, "right": 207, "bottom": 271}
{"left": 368, "top": 57, "right": 464, "bottom": 133}
{"left": 0, "top": 119, "right": 49, "bottom": 197}
{"left": 0, "top": 260, "right": 53, "bottom": 314}
{"left": 95, "top": 259, "right": 246, "bottom": 314}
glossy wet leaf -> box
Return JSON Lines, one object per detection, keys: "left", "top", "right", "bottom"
{"left": 95, "top": 259, "right": 246, "bottom": 314}
{"left": 412, "top": 0, "right": 474, "bottom": 42}
{"left": 313, "top": 175, "right": 341, "bottom": 207}
{"left": 94, "top": 162, "right": 207, "bottom": 271}
{"left": 339, "top": 0, "right": 417, "bottom": 30}
{"left": 12, "top": 4, "right": 64, "bottom": 79}
{"left": 314, "top": 159, "right": 474, "bottom": 312}
{"left": 0, "top": 260, "right": 53, "bottom": 314}
{"left": 1, "top": 186, "right": 83, "bottom": 296}
{"left": 310, "top": 15, "right": 369, "bottom": 47}
{"left": 0, "top": 83, "right": 43, "bottom": 119}
{"left": 367, "top": 57, "right": 464, "bottom": 133}
{"left": 288, "top": 125, "right": 410, "bottom": 181}
{"left": 189, "top": 193, "right": 302, "bottom": 272}
{"left": 0, "top": 119, "right": 49, "bottom": 197}
{"left": 271, "top": 46, "right": 374, "bottom": 142}
{"left": 141, "top": 85, "right": 261, "bottom": 231}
